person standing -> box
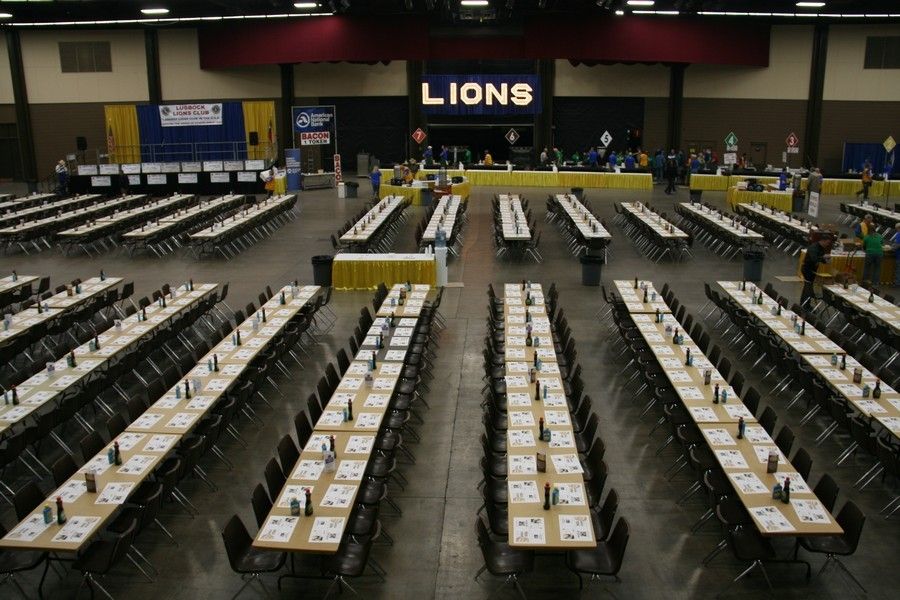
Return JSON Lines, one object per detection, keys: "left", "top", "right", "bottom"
{"left": 439, "top": 145, "right": 449, "bottom": 166}
{"left": 624, "top": 152, "right": 635, "bottom": 170}
{"left": 463, "top": 147, "right": 472, "bottom": 166}
{"left": 664, "top": 150, "right": 678, "bottom": 194}
{"left": 854, "top": 214, "right": 874, "bottom": 240}
{"left": 369, "top": 166, "right": 381, "bottom": 199}
{"left": 483, "top": 150, "right": 493, "bottom": 166}
{"left": 607, "top": 150, "right": 617, "bottom": 169}
{"left": 540, "top": 147, "right": 549, "bottom": 165}
{"left": 891, "top": 223, "right": 900, "bottom": 286}
{"left": 553, "top": 147, "right": 563, "bottom": 165}
{"left": 801, "top": 235, "right": 833, "bottom": 307}
{"left": 55, "top": 159, "right": 68, "bottom": 196}
{"left": 862, "top": 228, "right": 884, "bottom": 285}
{"left": 638, "top": 149, "right": 648, "bottom": 169}
{"left": 587, "top": 147, "right": 598, "bottom": 168}
{"left": 807, "top": 167, "right": 823, "bottom": 210}
{"left": 423, "top": 145, "right": 434, "bottom": 167}
{"left": 856, "top": 160, "right": 873, "bottom": 199}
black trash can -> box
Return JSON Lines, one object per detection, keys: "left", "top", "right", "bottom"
{"left": 571, "top": 187, "right": 584, "bottom": 201}
{"left": 742, "top": 245, "right": 765, "bottom": 282}
{"left": 345, "top": 181, "right": 359, "bottom": 198}
{"left": 312, "top": 255, "right": 334, "bottom": 287}
{"left": 580, "top": 254, "right": 603, "bottom": 286}
{"left": 689, "top": 189, "right": 703, "bottom": 203}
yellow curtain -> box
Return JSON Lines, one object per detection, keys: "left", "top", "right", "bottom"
{"left": 103, "top": 105, "right": 140, "bottom": 164}
{"left": 241, "top": 101, "right": 276, "bottom": 161}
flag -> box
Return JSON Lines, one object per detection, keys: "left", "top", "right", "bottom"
{"left": 107, "top": 123, "right": 115, "bottom": 156}
{"left": 267, "top": 119, "right": 274, "bottom": 144}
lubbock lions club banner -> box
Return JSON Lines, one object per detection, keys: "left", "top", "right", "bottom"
{"left": 159, "top": 103, "right": 223, "bottom": 127}
{"left": 292, "top": 105, "right": 337, "bottom": 147}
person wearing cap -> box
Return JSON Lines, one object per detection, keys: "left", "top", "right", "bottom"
{"left": 801, "top": 235, "right": 833, "bottom": 307}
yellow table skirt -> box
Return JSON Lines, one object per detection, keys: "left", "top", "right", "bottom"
{"left": 689, "top": 174, "right": 730, "bottom": 191}
{"left": 727, "top": 187, "right": 794, "bottom": 212}
{"left": 380, "top": 181, "right": 471, "bottom": 206}
{"left": 690, "top": 174, "right": 900, "bottom": 198}
{"left": 273, "top": 175, "right": 287, "bottom": 195}
{"left": 414, "top": 169, "right": 652, "bottom": 190}
{"left": 332, "top": 257, "right": 436, "bottom": 290}
{"left": 798, "top": 250, "right": 896, "bottom": 286}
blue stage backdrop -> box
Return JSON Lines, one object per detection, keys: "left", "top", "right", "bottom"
{"left": 421, "top": 74, "right": 541, "bottom": 116}
{"left": 137, "top": 102, "right": 247, "bottom": 162}
{"left": 842, "top": 143, "right": 897, "bottom": 176}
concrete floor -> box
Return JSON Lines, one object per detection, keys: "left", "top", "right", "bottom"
{"left": 0, "top": 180, "right": 897, "bottom": 600}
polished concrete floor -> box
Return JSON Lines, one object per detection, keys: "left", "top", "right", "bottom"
{"left": 0, "top": 180, "right": 897, "bottom": 600}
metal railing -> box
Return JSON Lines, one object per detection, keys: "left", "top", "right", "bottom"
{"left": 69, "top": 141, "right": 277, "bottom": 166}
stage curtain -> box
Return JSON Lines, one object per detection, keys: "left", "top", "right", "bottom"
{"left": 104, "top": 105, "right": 140, "bottom": 164}
{"left": 241, "top": 101, "right": 275, "bottom": 160}
{"left": 136, "top": 102, "right": 247, "bottom": 162}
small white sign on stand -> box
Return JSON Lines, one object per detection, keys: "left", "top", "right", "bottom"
{"left": 808, "top": 191, "right": 820, "bottom": 218}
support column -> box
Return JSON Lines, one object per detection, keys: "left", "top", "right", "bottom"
{"left": 144, "top": 29, "right": 162, "bottom": 104}
{"left": 804, "top": 24, "right": 828, "bottom": 168}
{"left": 534, "top": 59, "right": 555, "bottom": 161}
{"left": 407, "top": 60, "right": 425, "bottom": 160}
{"left": 666, "top": 64, "right": 686, "bottom": 152}
{"left": 6, "top": 30, "right": 37, "bottom": 188}
{"left": 279, "top": 63, "right": 295, "bottom": 162}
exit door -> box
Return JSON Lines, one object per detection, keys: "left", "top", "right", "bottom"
{"left": 750, "top": 142, "right": 767, "bottom": 170}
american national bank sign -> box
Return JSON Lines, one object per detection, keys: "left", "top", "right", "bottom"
{"left": 421, "top": 75, "right": 541, "bottom": 116}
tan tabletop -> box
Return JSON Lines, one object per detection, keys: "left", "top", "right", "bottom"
{"left": 679, "top": 202, "right": 764, "bottom": 240}
{"left": 339, "top": 196, "right": 404, "bottom": 243}
{"left": 497, "top": 194, "right": 531, "bottom": 241}
{"left": 0, "top": 195, "right": 141, "bottom": 235}
{"left": 190, "top": 195, "right": 295, "bottom": 240}
{"left": 0, "top": 284, "right": 217, "bottom": 435}
{"left": 422, "top": 195, "right": 462, "bottom": 243}
{"left": 500, "top": 282, "right": 595, "bottom": 549}
{"left": 253, "top": 432, "right": 375, "bottom": 553}
{"left": 718, "top": 281, "right": 845, "bottom": 355}
{"left": 0, "top": 430, "right": 180, "bottom": 552}
{"left": 555, "top": 194, "right": 611, "bottom": 240}
{"left": 824, "top": 284, "right": 900, "bottom": 334}
{"left": 126, "top": 286, "right": 320, "bottom": 437}
{"left": 633, "top": 316, "right": 756, "bottom": 425}
{"left": 122, "top": 195, "right": 245, "bottom": 240}
{"left": 802, "top": 353, "right": 900, "bottom": 438}
{"left": 0, "top": 274, "right": 39, "bottom": 295}
{"left": 0, "top": 306, "right": 65, "bottom": 346}
{"left": 0, "top": 194, "right": 102, "bottom": 226}
{"left": 57, "top": 195, "right": 190, "bottom": 237}
{"left": 43, "top": 276, "right": 123, "bottom": 308}
{"left": 698, "top": 424, "right": 842, "bottom": 537}
{"left": 315, "top": 365, "right": 400, "bottom": 433}
{"left": 374, "top": 284, "right": 431, "bottom": 318}
{"left": 844, "top": 201, "right": 900, "bottom": 226}
{"left": 613, "top": 279, "right": 671, "bottom": 314}
{"left": 620, "top": 202, "right": 689, "bottom": 239}
{"left": 736, "top": 203, "right": 812, "bottom": 236}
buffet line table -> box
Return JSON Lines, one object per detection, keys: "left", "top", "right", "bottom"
{"left": 332, "top": 253, "right": 437, "bottom": 290}
{"left": 414, "top": 168, "right": 652, "bottom": 191}
{"left": 692, "top": 173, "right": 900, "bottom": 197}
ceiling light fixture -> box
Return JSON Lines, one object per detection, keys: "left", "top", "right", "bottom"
{"left": 615, "top": 10, "right": 624, "bottom": 15}
{"left": 626, "top": 0, "right": 655, "bottom": 6}
{"left": 460, "top": 1, "right": 490, "bottom": 6}
{"left": 140, "top": 8, "right": 170, "bottom": 15}
{"left": 293, "top": 2, "right": 318, "bottom": 8}
{"left": 796, "top": 2, "right": 825, "bottom": 7}
{"left": 0, "top": 13, "right": 12, "bottom": 19}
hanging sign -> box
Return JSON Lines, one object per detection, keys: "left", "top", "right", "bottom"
{"left": 159, "top": 104, "right": 222, "bottom": 127}
{"left": 421, "top": 74, "right": 540, "bottom": 115}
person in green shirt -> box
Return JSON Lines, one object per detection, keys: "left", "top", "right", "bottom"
{"left": 571, "top": 151, "right": 581, "bottom": 165}
{"left": 463, "top": 147, "right": 473, "bottom": 166}
{"left": 861, "top": 230, "right": 884, "bottom": 285}
{"left": 553, "top": 147, "right": 563, "bottom": 165}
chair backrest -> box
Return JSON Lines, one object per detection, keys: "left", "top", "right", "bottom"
{"left": 325, "top": 363, "right": 341, "bottom": 394}
{"left": 597, "top": 488, "right": 619, "bottom": 541}
{"left": 717, "top": 356, "right": 732, "bottom": 381}
{"left": 14, "top": 481, "right": 45, "bottom": 520}
{"left": 743, "top": 387, "right": 761, "bottom": 417}
{"left": 264, "top": 457, "right": 286, "bottom": 500}
{"left": 80, "top": 431, "right": 106, "bottom": 461}
{"left": 729, "top": 371, "right": 745, "bottom": 396}
{"left": 606, "top": 518, "right": 630, "bottom": 575}
{"left": 52, "top": 454, "right": 79, "bottom": 488}
{"left": 813, "top": 473, "right": 840, "bottom": 513}
{"left": 707, "top": 345, "right": 721, "bottom": 368}
{"left": 774, "top": 425, "right": 794, "bottom": 456}
{"left": 791, "top": 446, "right": 813, "bottom": 482}
{"left": 758, "top": 406, "right": 777, "bottom": 435}
{"left": 106, "top": 413, "right": 127, "bottom": 440}
{"left": 307, "top": 392, "right": 323, "bottom": 424}
{"left": 835, "top": 500, "right": 865, "bottom": 552}
{"left": 222, "top": 514, "right": 253, "bottom": 572}
{"left": 294, "top": 411, "right": 313, "bottom": 448}
{"left": 277, "top": 434, "right": 300, "bottom": 474}
{"left": 336, "top": 348, "right": 350, "bottom": 376}
{"left": 251, "top": 483, "right": 272, "bottom": 528}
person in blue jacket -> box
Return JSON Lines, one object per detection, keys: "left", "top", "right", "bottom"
{"left": 369, "top": 166, "right": 381, "bottom": 199}
{"left": 439, "top": 145, "right": 449, "bottom": 166}
{"left": 778, "top": 167, "right": 789, "bottom": 191}
{"left": 587, "top": 147, "right": 599, "bottom": 168}
{"left": 423, "top": 145, "right": 433, "bottom": 166}
{"left": 624, "top": 153, "right": 636, "bottom": 170}
{"left": 607, "top": 150, "right": 617, "bottom": 169}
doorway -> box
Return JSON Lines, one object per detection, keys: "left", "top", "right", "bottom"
{"left": 750, "top": 142, "right": 767, "bottom": 170}
{"left": 0, "top": 123, "right": 22, "bottom": 181}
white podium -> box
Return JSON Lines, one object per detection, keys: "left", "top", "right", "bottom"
{"left": 434, "top": 246, "right": 448, "bottom": 286}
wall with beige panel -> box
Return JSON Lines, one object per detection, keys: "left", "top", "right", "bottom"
{"left": 20, "top": 30, "right": 148, "bottom": 103}
{"left": 294, "top": 61, "right": 407, "bottom": 97}
{"left": 684, "top": 25, "right": 813, "bottom": 100}
{"left": 823, "top": 24, "right": 900, "bottom": 102}
{"left": 158, "top": 29, "right": 280, "bottom": 101}
{"left": 554, "top": 61, "right": 669, "bottom": 97}
{"left": 0, "top": 35, "right": 14, "bottom": 104}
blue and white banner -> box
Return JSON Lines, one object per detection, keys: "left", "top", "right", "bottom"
{"left": 292, "top": 105, "right": 336, "bottom": 147}
{"left": 285, "top": 148, "right": 302, "bottom": 191}
{"left": 421, "top": 74, "right": 541, "bottom": 116}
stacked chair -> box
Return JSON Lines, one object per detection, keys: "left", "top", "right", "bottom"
{"left": 476, "top": 283, "right": 629, "bottom": 596}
